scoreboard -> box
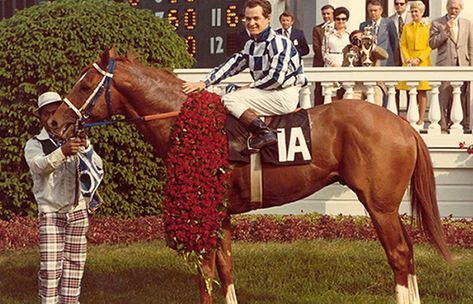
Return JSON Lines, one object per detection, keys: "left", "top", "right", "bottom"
{"left": 129, "top": 0, "right": 247, "bottom": 68}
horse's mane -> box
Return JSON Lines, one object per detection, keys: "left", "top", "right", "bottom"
{"left": 75, "top": 50, "right": 183, "bottom": 85}
{"left": 118, "top": 51, "right": 183, "bottom": 84}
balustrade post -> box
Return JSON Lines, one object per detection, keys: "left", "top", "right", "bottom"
{"left": 364, "top": 82, "right": 376, "bottom": 104}
{"left": 342, "top": 82, "right": 355, "bottom": 99}
{"left": 299, "top": 84, "right": 312, "bottom": 109}
{"left": 322, "top": 82, "right": 333, "bottom": 104}
{"left": 385, "top": 82, "right": 398, "bottom": 114}
{"left": 450, "top": 81, "right": 464, "bottom": 134}
{"left": 406, "top": 82, "right": 420, "bottom": 131}
{"left": 428, "top": 82, "right": 441, "bottom": 134}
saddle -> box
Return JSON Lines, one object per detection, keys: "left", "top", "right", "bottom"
{"left": 225, "top": 109, "right": 312, "bottom": 165}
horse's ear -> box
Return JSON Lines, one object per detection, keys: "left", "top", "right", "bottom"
{"left": 127, "top": 48, "right": 137, "bottom": 62}
{"left": 109, "top": 47, "right": 118, "bottom": 58}
{"left": 98, "top": 48, "right": 110, "bottom": 69}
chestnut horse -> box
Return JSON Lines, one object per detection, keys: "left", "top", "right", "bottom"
{"left": 49, "top": 49, "right": 450, "bottom": 304}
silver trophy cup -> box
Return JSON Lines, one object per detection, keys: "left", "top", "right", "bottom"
{"left": 361, "top": 26, "right": 376, "bottom": 67}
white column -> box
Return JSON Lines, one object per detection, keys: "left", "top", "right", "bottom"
{"left": 299, "top": 85, "right": 312, "bottom": 109}
{"left": 342, "top": 82, "right": 355, "bottom": 99}
{"left": 428, "top": 82, "right": 442, "bottom": 135}
{"left": 322, "top": 82, "right": 333, "bottom": 104}
{"left": 364, "top": 82, "right": 376, "bottom": 103}
{"left": 385, "top": 82, "right": 398, "bottom": 114}
{"left": 406, "top": 82, "right": 420, "bottom": 131}
{"left": 449, "top": 81, "right": 464, "bottom": 135}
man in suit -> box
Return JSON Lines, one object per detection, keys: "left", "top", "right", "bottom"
{"left": 388, "top": 0, "right": 411, "bottom": 67}
{"left": 276, "top": 11, "right": 309, "bottom": 57}
{"left": 388, "top": 0, "right": 411, "bottom": 111}
{"left": 429, "top": 0, "right": 473, "bottom": 131}
{"left": 312, "top": 4, "right": 334, "bottom": 106}
{"left": 359, "top": 0, "right": 399, "bottom": 67}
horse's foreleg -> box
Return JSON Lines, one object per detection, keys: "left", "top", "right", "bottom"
{"left": 198, "top": 250, "right": 217, "bottom": 304}
{"left": 216, "top": 217, "right": 238, "bottom": 304}
{"left": 368, "top": 211, "right": 420, "bottom": 304}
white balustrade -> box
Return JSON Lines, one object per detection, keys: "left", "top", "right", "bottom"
{"left": 406, "top": 82, "right": 420, "bottom": 131}
{"left": 428, "top": 82, "right": 442, "bottom": 135}
{"left": 450, "top": 82, "right": 465, "bottom": 135}
{"left": 385, "top": 82, "right": 398, "bottom": 114}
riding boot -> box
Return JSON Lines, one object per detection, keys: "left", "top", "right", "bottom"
{"left": 239, "top": 109, "right": 277, "bottom": 150}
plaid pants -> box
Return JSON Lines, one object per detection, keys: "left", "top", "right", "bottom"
{"left": 38, "top": 209, "right": 89, "bottom": 304}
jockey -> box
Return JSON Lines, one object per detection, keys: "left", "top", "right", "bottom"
{"left": 183, "top": 0, "right": 307, "bottom": 151}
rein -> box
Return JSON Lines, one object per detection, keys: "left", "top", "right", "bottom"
{"left": 64, "top": 59, "right": 180, "bottom": 129}
{"left": 82, "top": 111, "right": 181, "bottom": 128}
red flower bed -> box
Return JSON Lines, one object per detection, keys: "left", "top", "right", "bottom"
{"left": 1, "top": 214, "right": 472, "bottom": 252}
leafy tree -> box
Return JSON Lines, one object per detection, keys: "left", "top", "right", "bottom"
{"left": 0, "top": 0, "right": 194, "bottom": 219}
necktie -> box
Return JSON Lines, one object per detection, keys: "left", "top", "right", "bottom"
{"left": 284, "top": 30, "right": 290, "bottom": 38}
{"left": 398, "top": 15, "right": 404, "bottom": 37}
{"left": 372, "top": 22, "right": 378, "bottom": 37}
{"left": 451, "top": 20, "right": 458, "bottom": 42}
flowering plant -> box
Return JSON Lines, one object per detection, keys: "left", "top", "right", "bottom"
{"left": 459, "top": 141, "right": 473, "bottom": 154}
{"left": 163, "top": 91, "right": 230, "bottom": 269}
{"left": 459, "top": 142, "right": 473, "bottom": 154}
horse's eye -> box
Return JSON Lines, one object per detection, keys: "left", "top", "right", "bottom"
{"left": 79, "top": 80, "right": 93, "bottom": 91}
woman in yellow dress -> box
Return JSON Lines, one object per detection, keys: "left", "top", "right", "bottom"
{"left": 397, "top": 1, "right": 431, "bottom": 126}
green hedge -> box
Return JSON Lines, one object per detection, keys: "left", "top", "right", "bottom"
{"left": 0, "top": 0, "right": 195, "bottom": 219}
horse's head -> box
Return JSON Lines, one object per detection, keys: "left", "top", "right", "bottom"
{"left": 49, "top": 48, "right": 125, "bottom": 139}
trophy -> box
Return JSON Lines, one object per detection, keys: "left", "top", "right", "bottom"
{"left": 347, "top": 48, "right": 357, "bottom": 67}
{"left": 361, "top": 25, "right": 376, "bottom": 67}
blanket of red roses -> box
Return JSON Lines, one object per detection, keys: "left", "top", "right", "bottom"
{"left": 1, "top": 214, "right": 472, "bottom": 252}
{"left": 162, "top": 91, "right": 230, "bottom": 263}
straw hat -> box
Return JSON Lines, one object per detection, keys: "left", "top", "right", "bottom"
{"left": 35, "top": 91, "right": 62, "bottom": 115}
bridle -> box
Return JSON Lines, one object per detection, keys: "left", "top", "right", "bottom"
{"left": 63, "top": 58, "right": 179, "bottom": 129}
{"left": 63, "top": 59, "right": 116, "bottom": 123}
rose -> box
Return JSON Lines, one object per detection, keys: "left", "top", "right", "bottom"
{"left": 163, "top": 91, "right": 230, "bottom": 265}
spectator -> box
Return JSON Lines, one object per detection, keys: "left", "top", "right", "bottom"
{"left": 276, "top": 10, "right": 309, "bottom": 57}
{"left": 182, "top": 0, "right": 307, "bottom": 151}
{"left": 388, "top": 0, "right": 411, "bottom": 111}
{"left": 397, "top": 1, "right": 432, "bottom": 128}
{"left": 388, "top": 0, "right": 411, "bottom": 66}
{"left": 312, "top": 4, "right": 334, "bottom": 106}
{"left": 322, "top": 6, "right": 350, "bottom": 67}
{"left": 342, "top": 30, "right": 388, "bottom": 105}
{"left": 359, "top": 0, "right": 399, "bottom": 67}
{"left": 24, "top": 92, "right": 103, "bottom": 304}
{"left": 429, "top": 0, "right": 473, "bottom": 131}
{"left": 321, "top": 7, "right": 350, "bottom": 100}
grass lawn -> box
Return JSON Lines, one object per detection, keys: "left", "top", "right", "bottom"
{"left": 0, "top": 239, "right": 472, "bottom": 304}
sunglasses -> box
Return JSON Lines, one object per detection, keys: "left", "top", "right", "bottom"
{"left": 395, "top": 2, "right": 406, "bottom": 5}
{"left": 335, "top": 17, "right": 347, "bottom": 21}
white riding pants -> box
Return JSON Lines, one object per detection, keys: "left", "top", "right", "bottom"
{"left": 222, "top": 86, "right": 301, "bottom": 118}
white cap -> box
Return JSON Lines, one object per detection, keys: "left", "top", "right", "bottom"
{"left": 37, "top": 91, "right": 62, "bottom": 112}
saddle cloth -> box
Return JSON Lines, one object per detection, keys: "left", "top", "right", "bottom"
{"left": 225, "top": 109, "right": 312, "bottom": 165}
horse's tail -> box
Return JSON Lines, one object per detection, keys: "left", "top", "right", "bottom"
{"left": 410, "top": 131, "right": 451, "bottom": 262}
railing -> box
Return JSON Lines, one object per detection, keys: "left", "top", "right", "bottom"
{"left": 175, "top": 66, "right": 473, "bottom": 147}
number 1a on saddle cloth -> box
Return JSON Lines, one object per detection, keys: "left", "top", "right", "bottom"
{"left": 225, "top": 109, "right": 312, "bottom": 165}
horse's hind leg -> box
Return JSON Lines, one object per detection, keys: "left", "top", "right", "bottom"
{"left": 368, "top": 210, "right": 420, "bottom": 304}
{"left": 398, "top": 223, "right": 420, "bottom": 304}
{"left": 216, "top": 217, "right": 238, "bottom": 304}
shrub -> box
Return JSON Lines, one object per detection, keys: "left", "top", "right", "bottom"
{"left": 0, "top": 0, "right": 194, "bottom": 219}
{"left": 1, "top": 214, "right": 472, "bottom": 251}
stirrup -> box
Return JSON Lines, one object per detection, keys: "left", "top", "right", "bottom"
{"left": 241, "top": 135, "right": 260, "bottom": 155}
